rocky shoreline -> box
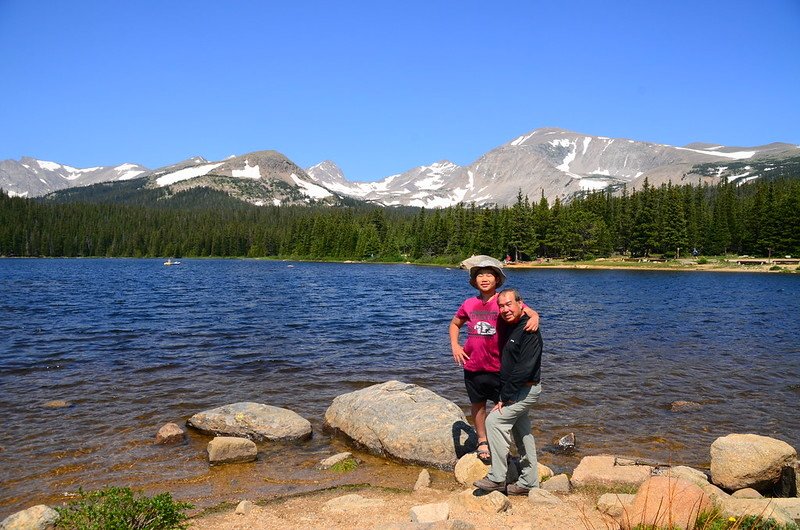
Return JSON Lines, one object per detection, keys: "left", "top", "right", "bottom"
{"left": 3, "top": 381, "right": 799, "bottom": 529}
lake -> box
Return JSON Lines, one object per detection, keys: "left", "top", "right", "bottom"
{"left": 1, "top": 258, "right": 798, "bottom": 517}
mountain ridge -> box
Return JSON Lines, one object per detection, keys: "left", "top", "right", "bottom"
{"left": 4, "top": 127, "right": 798, "bottom": 207}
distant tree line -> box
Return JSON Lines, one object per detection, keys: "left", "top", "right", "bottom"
{"left": 1, "top": 177, "right": 798, "bottom": 261}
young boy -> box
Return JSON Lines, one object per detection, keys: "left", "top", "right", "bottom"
{"left": 449, "top": 255, "right": 539, "bottom": 463}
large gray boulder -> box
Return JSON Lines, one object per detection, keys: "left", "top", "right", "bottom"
{"left": 187, "top": 402, "right": 312, "bottom": 441}
{"left": 710, "top": 434, "right": 797, "bottom": 492}
{"left": 324, "top": 381, "right": 476, "bottom": 469}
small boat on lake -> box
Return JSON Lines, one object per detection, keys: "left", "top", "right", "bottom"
{"left": 163, "top": 258, "right": 181, "bottom": 266}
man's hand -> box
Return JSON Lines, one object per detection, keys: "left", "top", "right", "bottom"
{"left": 522, "top": 308, "right": 539, "bottom": 332}
{"left": 491, "top": 401, "right": 503, "bottom": 414}
{"left": 451, "top": 345, "right": 469, "bottom": 366}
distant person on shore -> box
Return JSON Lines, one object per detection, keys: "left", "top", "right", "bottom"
{"left": 449, "top": 256, "right": 539, "bottom": 464}
{"left": 473, "top": 288, "right": 543, "bottom": 495}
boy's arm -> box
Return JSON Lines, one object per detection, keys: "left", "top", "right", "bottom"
{"left": 449, "top": 316, "right": 469, "bottom": 366}
{"left": 522, "top": 307, "right": 539, "bottom": 332}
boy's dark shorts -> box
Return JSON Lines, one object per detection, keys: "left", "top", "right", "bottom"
{"left": 464, "top": 370, "right": 500, "bottom": 404}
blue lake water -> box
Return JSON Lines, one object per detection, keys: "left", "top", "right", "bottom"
{"left": 1, "top": 259, "right": 798, "bottom": 516}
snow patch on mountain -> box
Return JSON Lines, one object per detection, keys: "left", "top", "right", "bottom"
{"left": 290, "top": 174, "right": 332, "bottom": 199}
{"left": 511, "top": 132, "right": 536, "bottom": 146}
{"left": 675, "top": 147, "right": 755, "bottom": 159}
{"left": 582, "top": 137, "right": 591, "bottom": 155}
{"left": 579, "top": 178, "right": 611, "bottom": 191}
{"left": 117, "top": 169, "right": 146, "bottom": 180}
{"left": 37, "top": 160, "right": 62, "bottom": 171}
{"left": 156, "top": 162, "right": 223, "bottom": 186}
{"left": 550, "top": 139, "right": 577, "bottom": 172}
{"left": 232, "top": 160, "right": 261, "bottom": 179}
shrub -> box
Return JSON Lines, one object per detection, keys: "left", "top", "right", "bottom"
{"left": 697, "top": 257, "right": 708, "bottom": 264}
{"left": 55, "top": 486, "right": 192, "bottom": 530}
{"left": 769, "top": 265, "right": 782, "bottom": 271}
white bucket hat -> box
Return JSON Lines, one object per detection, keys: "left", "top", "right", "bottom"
{"left": 461, "top": 255, "right": 506, "bottom": 288}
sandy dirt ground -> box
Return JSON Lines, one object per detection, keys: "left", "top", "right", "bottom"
{"left": 189, "top": 483, "right": 619, "bottom": 530}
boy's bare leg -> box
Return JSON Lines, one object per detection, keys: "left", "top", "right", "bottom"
{"left": 471, "top": 401, "right": 491, "bottom": 461}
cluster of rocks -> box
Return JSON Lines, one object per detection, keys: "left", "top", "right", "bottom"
{"left": 4, "top": 381, "right": 799, "bottom": 529}
{"left": 159, "top": 380, "right": 479, "bottom": 467}
{"left": 574, "top": 436, "right": 800, "bottom": 529}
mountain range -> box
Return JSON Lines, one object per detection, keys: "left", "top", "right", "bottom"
{"left": 3, "top": 128, "right": 798, "bottom": 207}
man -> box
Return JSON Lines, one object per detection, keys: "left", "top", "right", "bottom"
{"left": 473, "top": 288, "right": 543, "bottom": 495}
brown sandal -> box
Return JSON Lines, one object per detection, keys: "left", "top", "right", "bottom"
{"left": 476, "top": 441, "right": 491, "bottom": 464}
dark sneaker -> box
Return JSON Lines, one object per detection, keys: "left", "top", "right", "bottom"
{"left": 505, "top": 483, "right": 530, "bottom": 495}
{"left": 473, "top": 477, "right": 506, "bottom": 492}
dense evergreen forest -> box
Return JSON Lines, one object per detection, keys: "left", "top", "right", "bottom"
{"left": 1, "top": 177, "right": 798, "bottom": 261}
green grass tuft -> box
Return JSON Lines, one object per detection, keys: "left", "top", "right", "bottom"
{"left": 329, "top": 458, "right": 359, "bottom": 472}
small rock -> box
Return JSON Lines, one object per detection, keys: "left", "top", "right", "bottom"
{"left": 414, "top": 469, "right": 431, "bottom": 491}
{"left": 556, "top": 432, "right": 576, "bottom": 452}
{"left": 453, "top": 452, "right": 552, "bottom": 486}
{"left": 527, "top": 488, "right": 562, "bottom": 504}
{"left": 323, "top": 494, "right": 386, "bottom": 511}
{"left": 42, "top": 400, "right": 70, "bottom": 408}
{"left": 235, "top": 500, "right": 253, "bottom": 515}
{"left": 537, "top": 462, "right": 554, "bottom": 481}
{"left": 597, "top": 493, "right": 635, "bottom": 519}
{"left": 319, "top": 452, "right": 352, "bottom": 469}
{"left": 662, "top": 465, "right": 708, "bottom": 482}
{"left": 451, "top": 489, "right": 510, "bottom": 514}
{"left": 731, "top": 488, "right": 762, "bottom": 498}
{"left": 571, "top": 455, "right": 652, "bottom": 487}
{"left": 454, "top": 453, "right": 487, "bottom": 485}
{"left": 670, "top": 400, "right": 701, "bottom": 412}
{"left": 409, "top": 502, "right": 449, "bottom": 523}
{"left": 155, "top": 422, "right": 185, "bottom": 445}
{"left": 542, "top": 473, "right": 571, "bottom": 493}
{"left": 0, "top": 504, "right": 58, "bottom": 530}
{"left": 207, "top": 436, "right": 257, "bottom": 465}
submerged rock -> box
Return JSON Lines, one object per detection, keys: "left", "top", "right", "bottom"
{"left": 207, "top": 436, "right": 257, "bottom": 465}
{"left": 670, "top": 400, "right": 702, "bottom": 412}
{"left": 318, "top": 452, "right": 353, "bottom": 469}
{"left": 555, "top": 432, "right": 576, "bottom": 452}
{"left": 155, "top": 422, "right": 185, "bottom": 445}
{"left": 42, "top": 400, "right": 70, "bottom": 408}
{"left": 324, "top": 380, "right": 476, "bottom": 470}
{"left": 188, "top": 402, "right": 312, "bottom": 442}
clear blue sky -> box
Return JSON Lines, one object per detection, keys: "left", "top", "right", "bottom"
{"left": 1, "top": 1, "right": 798, "bottom": 181}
